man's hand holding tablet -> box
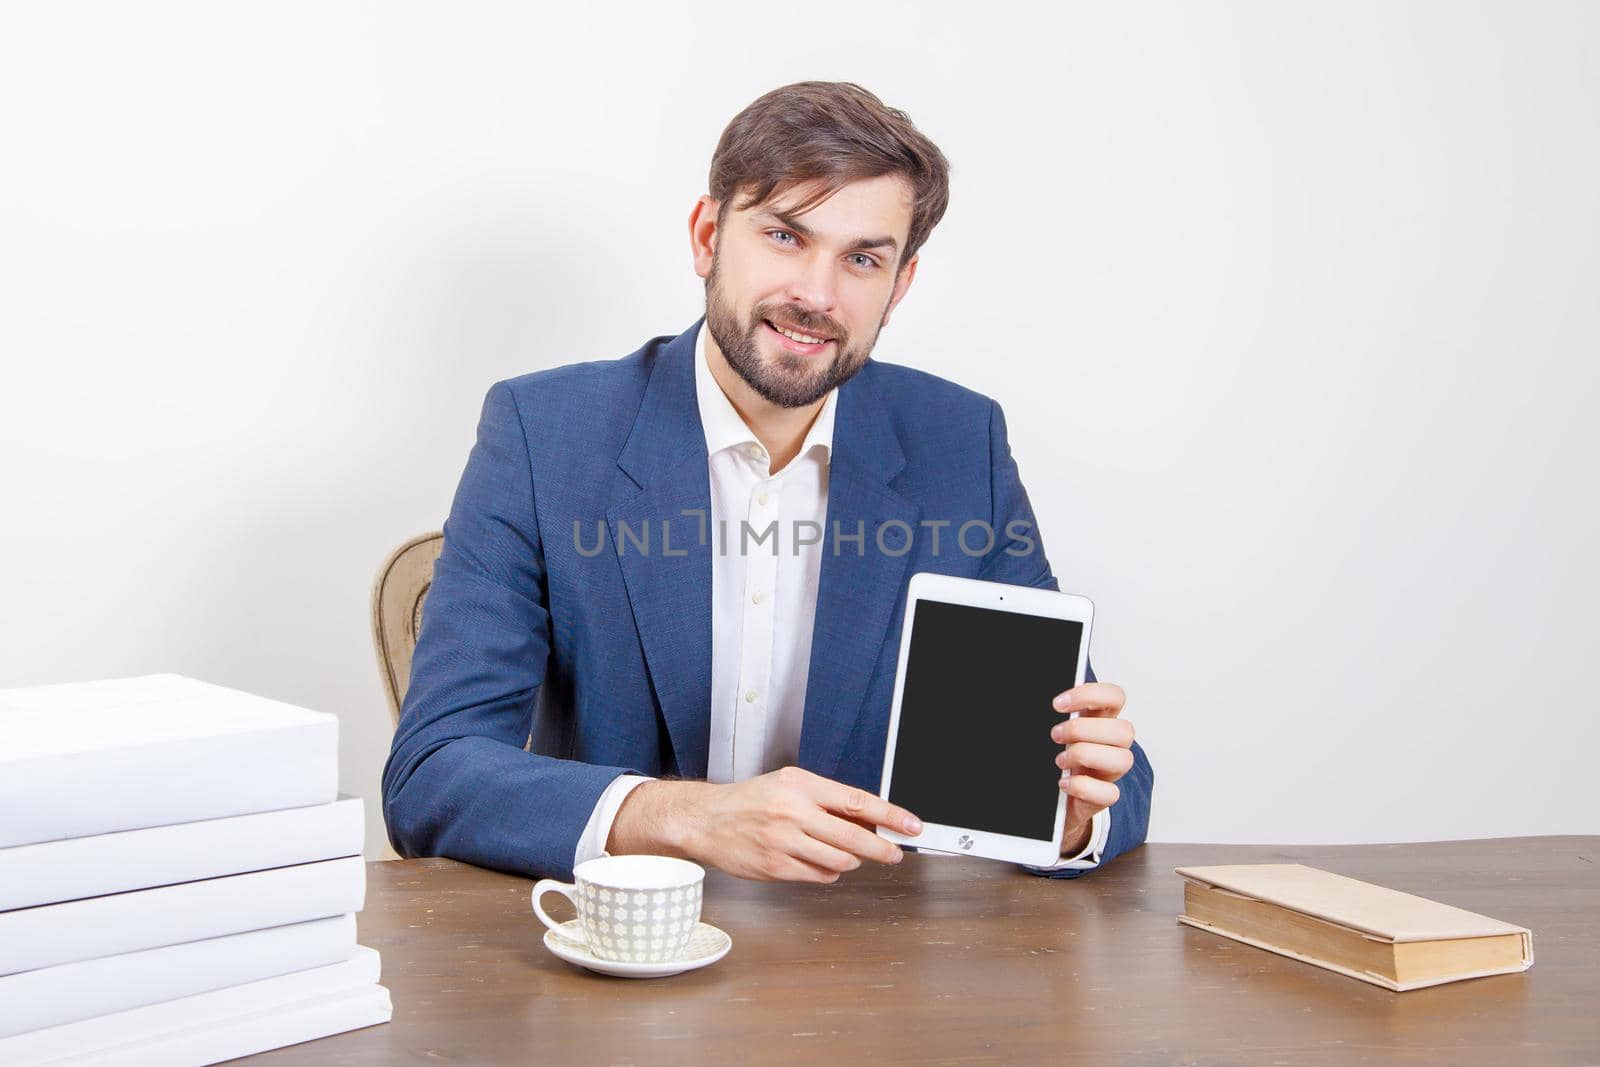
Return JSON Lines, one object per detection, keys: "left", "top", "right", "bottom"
{"left": 1051, "top": 681, "right": 1134, "bottom": 857}
{"left": 878, "top": 573, "right": 1138, "bottom": 867}
{"left": 609, "top": 767, "right": 924, "bottom": 884}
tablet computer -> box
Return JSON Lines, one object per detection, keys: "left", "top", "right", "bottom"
{"left": 877, "top": 572, "right": 1094, "bottom": 866}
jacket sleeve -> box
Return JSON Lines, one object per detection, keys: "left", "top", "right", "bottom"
{"left": 381, "top": 381, "right": 643, "bottom": 881}
{"left": 975, "top": 398, "right": 1153, "bottom": 878}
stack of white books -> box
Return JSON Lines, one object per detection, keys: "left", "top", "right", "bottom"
{"left": 0, "top": 674, "right": 391, "bottom": 1066}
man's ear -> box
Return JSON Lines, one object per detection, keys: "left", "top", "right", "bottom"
{"left": 880, "top": 254, "right": 920, "bottom": 329}
{"left": 689, "top": 195, "right": 719, "bottom": 280}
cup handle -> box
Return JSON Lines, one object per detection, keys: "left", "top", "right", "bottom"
{"left": 532, "top": 879, "right": 582, "bottom": 941}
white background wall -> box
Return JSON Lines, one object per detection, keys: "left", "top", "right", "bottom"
{"left": 3, "top": 2, "right": 1595, "bottom": 857}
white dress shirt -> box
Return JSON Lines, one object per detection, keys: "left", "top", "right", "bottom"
{"left": 573, "top": 322, "right": 1107, "bottom": 872}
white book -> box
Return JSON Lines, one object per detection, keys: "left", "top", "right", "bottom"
{"left": 0, "top": 914, "right": 357, "bottom": 1038}
{"left": 72, "top": 987, "right": 392, "bottom": 1067}
{"left": 0, "top": 856, "right": 365, "bottom": 977}
{"left": 0, "top": 947, "right": 389, "bottom": 1066}
{"left": 0, "top": 797, "right": 364, "bottom": 912}
{"left": 0, "top": 674, "right": 339, "bottom": 849}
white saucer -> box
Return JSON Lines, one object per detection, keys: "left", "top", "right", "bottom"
{"left": 543, "top": 919, "right": 732, "bottom": 978}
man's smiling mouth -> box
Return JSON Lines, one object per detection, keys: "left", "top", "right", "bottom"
{"left": 763, "top": 319, "right": 834, "bottom": 348}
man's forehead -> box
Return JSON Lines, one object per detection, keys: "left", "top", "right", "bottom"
{"left": 762, "top": 174, "right": 912, "bottom": 211}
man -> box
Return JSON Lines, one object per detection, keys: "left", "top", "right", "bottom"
{"left": 383, "top": 81, "right": 1152, "bottom": 884}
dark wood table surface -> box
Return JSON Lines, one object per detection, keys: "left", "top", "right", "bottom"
{"left": 252, "top": 836, "right": 1599, "bottom": 1065}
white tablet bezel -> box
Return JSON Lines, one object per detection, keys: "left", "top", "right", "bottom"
{"left": 877, "top": 571, "right": 1094, "bottom": 867}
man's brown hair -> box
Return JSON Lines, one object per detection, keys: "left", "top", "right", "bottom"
{"left": 708, "top": 81, "right": 951, "bottom": 269}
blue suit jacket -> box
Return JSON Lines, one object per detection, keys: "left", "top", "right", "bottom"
{"left": 383, "top": 318, "right": 1152, "bottom": 881}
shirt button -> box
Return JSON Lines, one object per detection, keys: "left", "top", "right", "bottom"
{"left": 744, "top": 688, "right": 758, "bottom": 703}
{"left": 752, "top": 590, "right": 764, "bottom": 604}
{"left": 757, "top": 492, "right": 769, "bottom": 507}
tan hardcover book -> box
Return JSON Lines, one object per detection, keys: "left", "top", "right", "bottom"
{"left": 1175, "top": 863, "right": 1533, "bottom": 991}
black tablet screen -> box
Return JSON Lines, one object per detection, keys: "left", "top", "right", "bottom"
{"left": 886, "top": 598, "right": 1083, "bottom": 842}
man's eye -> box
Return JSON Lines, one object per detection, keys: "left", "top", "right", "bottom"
{"left": 849, "top": 254, "right": 878, "bottom": 270}
{"left": 770, "top": 230, "right": 796, "bottom": 246}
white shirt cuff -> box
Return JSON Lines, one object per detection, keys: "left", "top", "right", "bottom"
{"left": 573, "top": 774, "right": 655, "bottom": 869}
{"left": 1023, "top": 807, "right": 1110, "bottom": 872}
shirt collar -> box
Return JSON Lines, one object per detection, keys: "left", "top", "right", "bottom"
{"left": 694, "top": 319, "right": 836, "bottom": 470}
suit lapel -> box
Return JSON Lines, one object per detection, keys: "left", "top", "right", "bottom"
{"left": 609, "top": 321, "right": 713, "bottom": 778}
{"left": 799, "top": 366, "right": 920, "bottom": 779}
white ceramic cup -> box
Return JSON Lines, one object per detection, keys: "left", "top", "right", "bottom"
{"left": 532, "top": 854, "right": 705, "bottom": 963}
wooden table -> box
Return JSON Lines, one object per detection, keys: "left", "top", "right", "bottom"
{"left": 254, "top": 837, "right": 1598, "bottom": 1065}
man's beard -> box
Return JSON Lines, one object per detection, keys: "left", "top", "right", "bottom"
{"left": 703, "top": 256, "right": 885, "bottom": 409}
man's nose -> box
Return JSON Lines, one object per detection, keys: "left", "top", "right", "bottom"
{"left": 784, "top": 252, "right": 840, "bottom": 316}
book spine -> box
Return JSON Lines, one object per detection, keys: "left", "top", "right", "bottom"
{"left": 0, "top": 797, "right": 364, "bottom": 912}
{"left": 0, "top": 948, "right": 384, "bottom": 1065}
{"left": 0, "top": 720, "right": 339, "bottom": 849}
{"left": 0, "top": 914, "right": 358, "bottom": 1038}
{"left": 0, "top": 856, "right": 366, "bottom": 976}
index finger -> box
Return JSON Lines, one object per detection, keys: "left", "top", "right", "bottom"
{"left": 808, "top": 777, "right": 923, "bottom": 837}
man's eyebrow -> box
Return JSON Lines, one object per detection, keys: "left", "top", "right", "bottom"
{"left": 757, "top": 209, "right": 900, "bottom": 255}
